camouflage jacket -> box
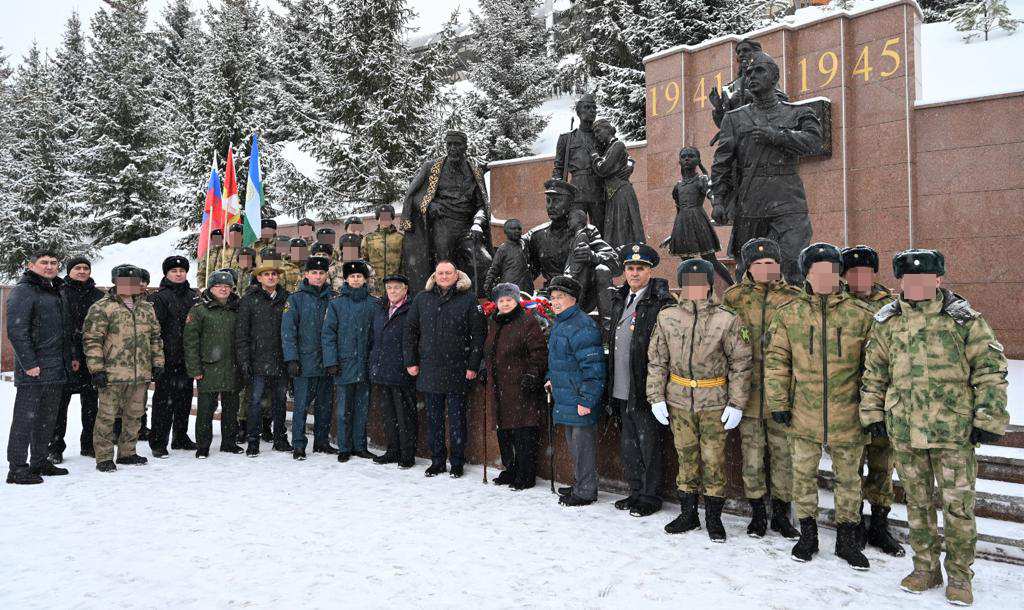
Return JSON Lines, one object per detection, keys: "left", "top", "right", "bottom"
{"left": 722, "top": 276, "right": 798, "bottom": 417}
{"left": 764, "top": 287, "right": 875, "bottom": 445}
{"left": 860, "top": 288, "right": 1009, "bottom": 449}
{"left": 256, "top": 251, "right": 302, "bottom": 294}
{"left": 196, "top": 245, "right": 237, "bottom": 291}
{"left": 361, "top": 227, "right": 403, "bottom": 280}
{"left": 646, "top": 296, "right": 752, "bottom": 412}
{"left": 82, "top": 291, "right": 165, "bottom": 384}
{"left": 848, "top": 282, "right": 894, "bottom": 313}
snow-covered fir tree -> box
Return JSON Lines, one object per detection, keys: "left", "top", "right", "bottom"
{"left": 0, "top": 44, "right": 82, "bottom": 278}
{"left": 78, "top": 0, "right": 167, "bottom": 246}
{"left": 458, "top": 0, "right": 555, "bottom": 161}
{"left": 919, "top": 0, "right": 964, "bottom": 23}
{"left": 952, "top": 0, "right": 1022, "bottom": 42}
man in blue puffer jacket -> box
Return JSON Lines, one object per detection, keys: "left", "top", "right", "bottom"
{"left": 545, "top": 275, "right": 606, "bottom": 506}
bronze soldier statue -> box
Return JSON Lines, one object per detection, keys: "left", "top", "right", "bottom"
{"left": 400, "top": 130, "right": 493, "bottom": 296}
{"left": 710, "top": 51, "right": 821, "bottom": 284}
{"left": 709, "top": 39, "right": 789, "bottom": 132}
{"left": 553, "top": 94, "right": 606, "bottom": 233}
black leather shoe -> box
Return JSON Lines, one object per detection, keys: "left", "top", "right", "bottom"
{"left": 116, "top": 454, "right": 148, "bottom": 465}
{"left": 337, "top": 452, "right": 351, "bottom": 463}
{"left": 559, "top": 494, "right": 594, "bottom": 507}
{"left": 557, "top": 486, "right": 573, "bottom": 497}
{"left": 614, "top": 495, "right": 639, "bottom": 511}
{"left": 151, "top": 447, "right": 170, "bottom": 459}
{"left": 629, "top": 500, "right": 661, "bottom": 518}
{"left": 449, "top": 464, "right": 464, "bottom": 478}
{"left": 373, "top": 452, "right": 399, "bottom": 465}
{"left": 96, "top": 460, "right": 117, "bottom": 473}
{"left": 293, "top": 449, "right": 306, "bottom": 461}
{"left": 352, "top": 449, "right": 376, "bottom": 459}
{"left": 220, "top": 444, "right": 244, "bottom": 454}
{"left": 313, "top": 444, "right": 339, "bottom": 455}
{"left": 7, "top": 469, "right": 44, "bottom": 484}
{"left": 398, "top": 459, "right": 415, "bottom": 469}
{"left": 31, "top": 462, "right": 69, "bottom": 476}
{"left": 424, "top": 463, "right": 446, "bottom": 477}
{"left": 195, "top": 448, "right": 209, "bottom": 459}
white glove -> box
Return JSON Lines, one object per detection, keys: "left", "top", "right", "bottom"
{"left": 651, "top": 401, "right": 669, "bottom": 426}
{"left": 721, "top": 405, "right": 743, "bottom": 430}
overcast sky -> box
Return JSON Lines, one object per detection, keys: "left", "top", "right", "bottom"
{"left": 1, "top": 0, "right": 479, "bottom": 64}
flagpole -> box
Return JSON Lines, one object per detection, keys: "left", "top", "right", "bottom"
{"left": 204, "top": 150, "right": 217, "bottom": 287}
{"left": 221, "top": 143, "right": 231, "bottom": 267}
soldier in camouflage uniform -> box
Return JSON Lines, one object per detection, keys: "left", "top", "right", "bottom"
{"left": 252, "top": 218, "right": 278, "bottom": 255}
{"left": 234, "top": 247, "right": 256, "bottom": 296}
{"left": 296, "top": 217, "right": 316, "bottom": 247}
{"left": 860, "top": 249, "right": 1008, "bottom": 606}
{"left": 722, "top": 238, "right": 800, "bottom": 540}
{"left": 361, "top": 204, "right": 403, "bottom": 297}
{"left": 196, "top": 229, "right": 224, "bottom": 294}
{"left": 272, "top": 235, "right": 302, "bottom": 294}
{"left": 83, "top": 265, "right": 165, "bottom": 472}
{"left": 647, "top": 258, "right": 752, "bottom": 543}
{"left": 841, "top": 245, "right": 904, "bottom": 557}
{"left": 764, "top": 243, "right": 875, "bottom": 569}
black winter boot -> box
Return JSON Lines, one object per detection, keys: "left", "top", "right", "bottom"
{"left": 493, "top": 470, "right": 515, "bottom": 486}
{"left": 770, "top": 498, "right": 800, "bottom": 539}
{"left": 867, "top": 504, "right": 906, "bottom": 557}
{"left": 246, "top": 440, "right": 259, "bottom": 457}
{"left": 261, "top": 418, "right": 273, "bottom": 442}
{"left": 96, "top": 460, "right": 117, "bottom": 473}
{"left": 31, "top": 462, "right": 69, "bottom": 476}
{"left": 7, "top": 469, "right": 44, "bottom": 484}
{"left": 791, "top": 517, "right": 819, "bottom": 562}
{"left": 664, "top": 492, "right": 701, "bottom": 534}
{"left": 273, "top": 436, "right": 292, "bottom": 452}
{"left": 704, "top": 496, "right": 727, "bottom": 543}
{"left": 836, "top": 522, "right": 870, "bottom": 570}
{"left": 747, "top": 497, "right": 767, "bottom": 538}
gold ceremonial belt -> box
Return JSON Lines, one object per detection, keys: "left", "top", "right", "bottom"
{"left": 670, "top": 374, "right": 726, "bottom": 388}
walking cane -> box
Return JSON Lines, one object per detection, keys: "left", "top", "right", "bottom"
{"left": 547, "top": 388, "right": 555, "bottom": 494}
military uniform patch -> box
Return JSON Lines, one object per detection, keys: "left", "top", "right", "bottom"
{"left": 740, "top": 326, "right": 750, "bottom": 343}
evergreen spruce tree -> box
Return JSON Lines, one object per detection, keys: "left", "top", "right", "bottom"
{"left": 79, "top": 0, "right": 166, "bottom": 246}
{"left": 952, "top": 0, "right": 1022, "bottom": 42}
{"left": 0, "top": 44, "right": 79, "bottom": 278}
{"left": 459, "top": 0, "right": 555, "bottom": 161}
{"left": 919, "top": 0, "right": 962, "bottom": 23}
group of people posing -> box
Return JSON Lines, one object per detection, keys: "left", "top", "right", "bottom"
{"left": 4, "top": 219, "right": 1009, "bottom": 606}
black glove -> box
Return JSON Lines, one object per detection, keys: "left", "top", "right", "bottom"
{"left": 325, "top": 365, "right": 339, "bottom": 377}
{"left": 969, "top": 427, "right": 1003, "bottom": 445}
{"left": 91, "top": 372, "right": 108, "bottom": 389}
{"left": 865, "top": 421, "right": 887, "bottom": 438}
{"left": 151, "top": 366, "right": 164, "bottom": 380}
{"left": 287, "top": 361, "right": 301, "bottom": 377}
{"left": 771, "top": 411, "right": 791, "bottom": 427}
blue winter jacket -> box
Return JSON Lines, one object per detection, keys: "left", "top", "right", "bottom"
{"left": 547, "top": 305, "right": 605, "bottom": 426}
{"left": 322, "top": 283, "right": 379, "bottom": 385}
{"left": 281, "top": 279, "right": 336, "bottom": 378}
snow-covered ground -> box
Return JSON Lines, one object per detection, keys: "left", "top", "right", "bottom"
{"left": 0, "top": 381, "right": 1020, "bottom": 609}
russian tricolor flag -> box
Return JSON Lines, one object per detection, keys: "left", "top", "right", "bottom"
{"left": 198, "top": 154, "right": 223, "bottom": 260}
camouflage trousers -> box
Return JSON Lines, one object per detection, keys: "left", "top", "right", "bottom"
{"left": 790, "top": 436, "right": 865, "bottom": 524}
{"left": 94, "top": 383, "right": 148, "bottom": 463}
{"left": 894, "top": 442, "right": 977, "bottom": 584}
{"left": 739, "top": 415, "right": 792, "bottom": 501}
{"left": 861, "top": 433, "right": 895, "bottom": 506}
{"left": 669, "top": 406, "right": 727, "bottom": 497}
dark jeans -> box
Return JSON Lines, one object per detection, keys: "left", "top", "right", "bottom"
{"left": 292, "top": 376, "right": 332, "bottom": 450}
{"left": 377, "top": 384, "right": 418, "bottom": 461}
{"left": 7, "top": 383, "right": 63, "bottom": 472}
{"left": 247, "top": 375, "right": 288, "bottom": 442}
{"left": 424, "top": 392, "right": 467, "bottom": 467}
{"left": 195, "top": 391, "right": 239, "bottom": 451}
{"left": 497, "top": 426, "right": 539, "bottom": 488}
{"left": 335, "top": 381, "right": 370, "bottom": 453}
{"left": 49, "top": 384, "right": 99, "bottom": 455}
{"left": 616, "top": 398, "right": 664, "bottom": 507}
{"left": 150, "top": 375, "right": 193, "bottom": 450}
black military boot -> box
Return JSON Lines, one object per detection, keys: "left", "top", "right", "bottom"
{"left": 664, "top": 492, "right": 701, "bottom": 534}
{"left": 313, "top": 444, "right": 338, "bottom": 455}
{"left": 96, "top": 460, "right": 117, "bottom": 473}
{"left": 791, "top": 517, "right": 819, "bottom": 562}
{"left": 557, "top": 486, "right": 573, "bottom": 497}
{"left": 246, "top": 440, "right": 259, "bottom": 458}
{"left": 770, "top": 498, "right": 800, "bottom": 539}
{"left": 867, "top": 504, "right": 906, "bottom": 557}
{"left": 747, "top": 497, "right": 768, "bottom": 538}
{"left": 6, "top": 468, "right": 44, "bottom": 484}
{"left": 261, "top": 418, "right": 273, "bottom": 442}
{"left": 116, "top": 454, "right": 148, "bottom": 465}
{"left": 704, "top": 496, "right": 727, "bottom": 543}
{"left": 614, "top": 494, "right": 639, "bottom": 511}
{"left": 836, "top": 522, "right": 870, "bottom": 570}
{"left": 32, "top": 462, "right": 69, "bottom": 476}
{"left": 273, "top": 436, "right": 292, "bottom": 452}
{"left": 293, "top": 448, "right": 306, "bottom": 461}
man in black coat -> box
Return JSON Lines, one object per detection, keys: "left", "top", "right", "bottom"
{"left": 606, "top": 244, "right": 677, "bottom": 516}
{"left": 146, "top": 256, "right": 199, "bottom": 457}
{"left": 48, "top": 255, "right": 104, "bottom": 463}
{"left": 6, "top": 249, "right": 73, "bottom": 484}
{"left": 235, "top": 261, "right": 291, "bottom": 454}
{"left": 403, "top": 260, "right": 486, "bottom": 478}
{"left": 369, "top": 274, "right": 417, "bottom": 468}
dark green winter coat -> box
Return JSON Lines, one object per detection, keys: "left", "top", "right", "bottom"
{"left": 184, "top": 290, "right": 241, "bottom": 393}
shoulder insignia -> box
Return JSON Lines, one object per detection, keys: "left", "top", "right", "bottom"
{"left": 874, "top": 300, "right": 901, "bottom": 323}
{"left": 717, "top": 304, "right": 736, "bottom": 315}
{"left": 943, "top": 293, "right": 979, "bottom": 326}
{"left": 989, "top": 341, "right": 1004, "bottom": 353}
{"left": 739, "top": 325, "right": 750, "bottom": 343}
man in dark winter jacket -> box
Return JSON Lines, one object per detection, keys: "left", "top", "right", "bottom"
{"left": 146, "top": 256, "right": 199, "bottom": 457}
{"left": 282, "top": 256, "right": 337, "bottom": 460}
{"left": 236, "top": 260, "right": 291, "bottom": 456}
{"left": 323, "top": 260, "right": 379, "bottom": 462}
{"left": 6, "top": 250, "right": 73, "bottom": 484}
{"left": 545, "top": 275, "right": 606, "bottom": 507}
{"left": 369, "top": 274, "right": 417, "bottom": 468}
{"left": 48, "top": 255, "right": 104, "bottom": 463}
{"left": 403, "top": 260, "right": 486, "bottom": 478}
{"left": 606, "top": 244, "right": 676, "bottom": 517}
